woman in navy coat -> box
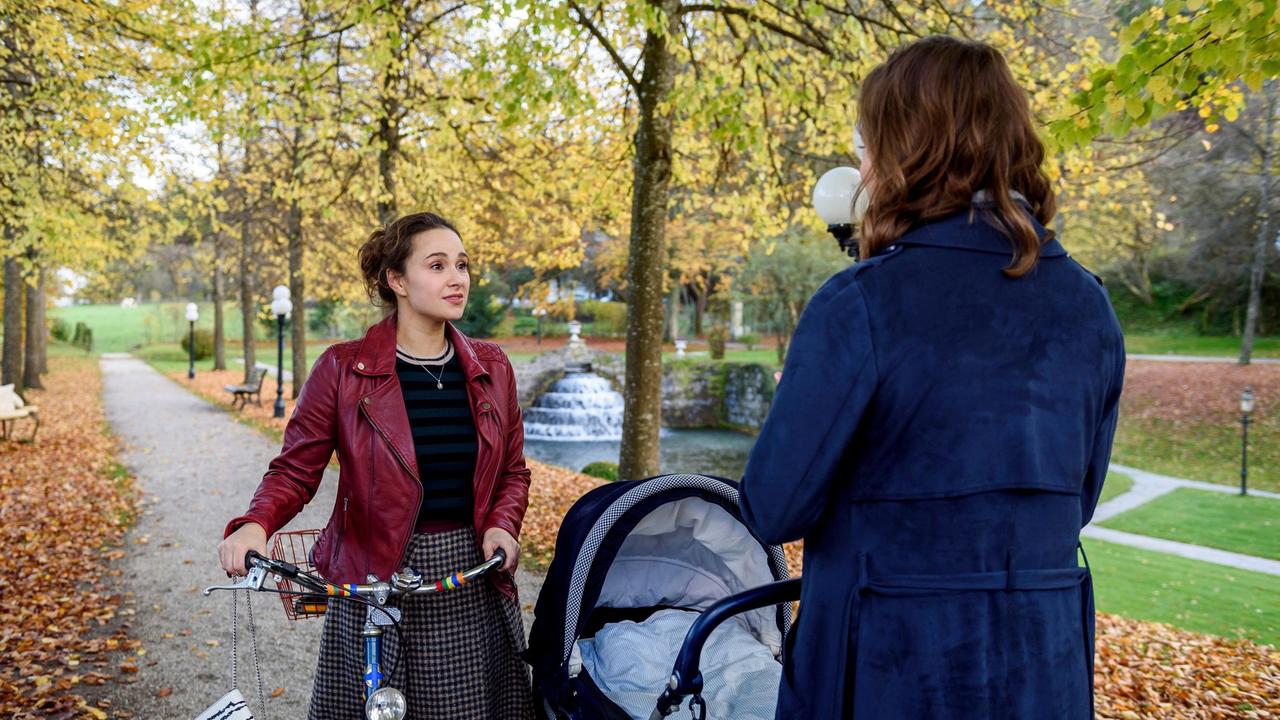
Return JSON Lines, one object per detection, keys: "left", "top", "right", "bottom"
{"left": 740, "top": 36, "right": 1124, "bottom": 719}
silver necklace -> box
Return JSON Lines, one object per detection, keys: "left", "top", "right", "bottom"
{"left": 398, "top": 343, "right": 449, "bottom": 389}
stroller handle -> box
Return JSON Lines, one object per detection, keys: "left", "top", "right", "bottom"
{"left": 651, "top": 578, "right": 802, "bottom": 719}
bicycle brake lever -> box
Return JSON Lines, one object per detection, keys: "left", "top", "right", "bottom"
{"left": 202, "top": 566, "right": 269, "bottom": 595}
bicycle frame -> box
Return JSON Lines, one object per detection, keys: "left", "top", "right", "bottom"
{"left": 205, "top": 548, "right": 505, "bottom": 719}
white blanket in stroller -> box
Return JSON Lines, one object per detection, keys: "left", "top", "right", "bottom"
{"left": 576, "top": 609, "right": 781, "bottom": 720}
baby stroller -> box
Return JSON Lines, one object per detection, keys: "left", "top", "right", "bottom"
{"left": 527, "top": 473, "right": 801, "bottom": 720}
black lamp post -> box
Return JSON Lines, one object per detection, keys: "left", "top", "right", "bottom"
{"left": 271, "top": 285, "right": 293, "bottom": 419}
{"left": 1240, "top": 386, "right": 1254, "bottom": 496}
{"left": 813, "top": 163, "right": 872, "bottom": 260}
{"left": 185, "top": 303, "right": 199, "bottom": 379}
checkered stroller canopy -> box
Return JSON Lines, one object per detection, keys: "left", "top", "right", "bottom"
{"left": 528, "top": 474, "right": 792, "bottom": 717}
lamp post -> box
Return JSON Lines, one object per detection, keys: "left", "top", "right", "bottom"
{"left": 812, "top": 166, "right": 869, "bottom": 259}
{"left": 271, "top": 286, "right": 293, "bottom": 419}
{"left": 1240, "top": 386, "right": 1254, "bottom": 496}
{"left": 532, "top": 307, "right": 547, "bottom": 346}
{"left": 185, "top": 303, "right": 199, "bottom": 379}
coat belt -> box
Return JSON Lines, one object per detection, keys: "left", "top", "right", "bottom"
{"left": 853, "top": 542, "right": 1092, "bottom": 595}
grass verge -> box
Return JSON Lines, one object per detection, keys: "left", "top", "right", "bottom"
{"left": 1112, "top": 418, "right": 1278, "bottom": 493}
{"left": 1098, "top": 470, "right": 1135, "bottom": 505}
{"left": 1084, "top": 538, "right": 1279, "bottom": 647}
{"left": 1099, "top": 488, "right": 1280, "bottom": 561}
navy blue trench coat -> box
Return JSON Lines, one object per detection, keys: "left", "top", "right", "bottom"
{"left": 740, "top": 202, "right": 1124, "bottom": 720}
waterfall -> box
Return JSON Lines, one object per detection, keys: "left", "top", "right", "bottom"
{"left": 523, "top": 368, "right": 624, "bottom": 441}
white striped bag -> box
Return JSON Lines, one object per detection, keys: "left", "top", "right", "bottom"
{"left": 194, "top": 689, "right": 255, "bottom": 720}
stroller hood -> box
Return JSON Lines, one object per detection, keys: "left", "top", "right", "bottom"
{"left": 528, "top": 474, "right": 791, "bottom": 701}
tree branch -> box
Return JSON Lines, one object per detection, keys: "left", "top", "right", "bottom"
{"left": 680, "top": 3, "right": 832, "bottom": 55}
{"left": 567, "top": 0, "right": 641, "bottom": 92}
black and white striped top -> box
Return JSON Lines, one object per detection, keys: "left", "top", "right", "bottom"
{"left": 395, "top": 340, "right": 476, "bottom": 528}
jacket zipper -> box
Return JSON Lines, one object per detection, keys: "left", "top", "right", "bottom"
{"left": 359, "top": 400, "right": 423, "bottom": 574}
{"left": 334, "top": 496, "right": 348, "bottom": 557}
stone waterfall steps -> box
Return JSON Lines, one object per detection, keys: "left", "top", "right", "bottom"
{"left": 523, "top": 371, "right": 625, "bottom": 441}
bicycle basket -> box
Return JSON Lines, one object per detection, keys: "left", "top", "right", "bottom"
{"left": 270, "top": 529, "right": 328, "bottom": 620}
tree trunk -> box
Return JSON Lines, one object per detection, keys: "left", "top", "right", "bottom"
{"left": 1240, "top": 82, "right": 1275, "bottom": 365}
{"left": 287, "top": 2, "right": 314, "bottom": 398}
{"left": 667, "top": 281, "right": 680, "bottom": 342}
{"left": 23, "top": 262, "right": 42, "bottom": 390}
{"left": 240, "top": 204, "right": 257, "bottom": 383}
{"left": 239, "top": 0, "right": 260, "bottom": 383}
{"left": 288, "top": 195, "right": 307, "bottom": 398}
{"left": 2, "top": 254, "right": 24, "bottom": 391}
{"left": 213, "top": 133, "right": 228, "bottom": 371}
{"left": 617, "top": 0, "right": 680, "bottom": 482}
{"left": 34, "top": 266, "right": 46, "bottom": 374}
{"left": 693, "top": 285, "right": 706, "bottom": 336}
{"left": 213, "top": 250, "right": 227, "bottom": 370}
{"left": 376, "top": 93, "right": 401, "bottom": 225}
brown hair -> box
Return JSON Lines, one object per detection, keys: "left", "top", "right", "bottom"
{"left": 358, "top": 212, "right": 460, "bottom": 306}
{"left": 856, "top": 35, "right": 1056, "bottom": 277}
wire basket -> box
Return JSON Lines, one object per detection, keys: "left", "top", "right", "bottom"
{"left": 270, "top": 529, "right": 328, "bottom": 620}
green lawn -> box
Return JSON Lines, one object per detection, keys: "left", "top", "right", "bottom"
{"left": 1084, "top": 538, "right": 1279, "bottom": 647}
{"left": 52, "top": 302, "right": 266, "bottom": 353}
{"left": 1097, "top": 470, "right": 1134, "bottom": 505}
{"left": 134, "top": 341, "right": 334, "bottom": 377}
{"left": 1099, "top": 488, "right": 1280, "bottom": 561}
{"left": 1122, "top": 333, "right": 1280, "bottom": 358}
{"left": 1112, "top": 418, "right": 1278, "bottom": 493}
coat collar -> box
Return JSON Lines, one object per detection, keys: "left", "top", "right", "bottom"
{"left": 894, "top": 201, "right": 1067, "bottom": 258}
{"left": 353, "top": 311, "right": 490, "bottom": 382}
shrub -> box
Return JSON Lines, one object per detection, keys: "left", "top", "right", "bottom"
{"left": 579, "top": 300, "right": 627, "bottom": 337}
{"left": 455, "top": 283, "right": 506, "bottom": 338}
{"left": 50, "top": 318, "right": 70, "bottom": 342}
{"left": 708, "top": 325, "right": 727, "bottom": 360}
{"left": 180, "top": 327, "right": 214, "bottom": 360}
{"left": 581, "top": 461, "right": 619, "bottom": 482}
{"left": 71, "top": 322, "right": 94, "bottom": 353}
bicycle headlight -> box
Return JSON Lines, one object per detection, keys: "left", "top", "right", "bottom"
{"left": 365, "top": 687, "right": 407, "bottom": 720}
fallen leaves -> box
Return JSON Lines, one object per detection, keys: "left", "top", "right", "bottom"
{"left": 168, "top": 369, "right": 294, "bottom": 436}
{"left": 522, "top": 459, "right": 602, "bottom": 571}
{"left": 1115, "top": 360, "right": 1279, "bottom": 489}
{"left": 1095, "top": 613, "right": 1280, "bottom": 718}
{"left": 1121, "top": 360, "right": 1279, "bottom": 427}
{"left": 0, "top": 356, "right": 140, "bottom": 718}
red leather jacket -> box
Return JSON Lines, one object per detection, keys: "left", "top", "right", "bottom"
{"left": 224, "top": 313, "right": 531, "bottom": 599}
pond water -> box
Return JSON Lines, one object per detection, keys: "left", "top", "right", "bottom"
{"left": 524, "top": 427, "right": 758, "bottom": 480}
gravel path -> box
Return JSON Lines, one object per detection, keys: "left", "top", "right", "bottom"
{"left": 99, "top": 354, "right": 544, "bottom": 718}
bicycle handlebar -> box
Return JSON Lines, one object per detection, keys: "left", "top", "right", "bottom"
{"left": 203, "top": 548, "right": 506, "bottom": 599}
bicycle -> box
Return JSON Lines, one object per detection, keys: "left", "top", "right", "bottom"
{"left": 204, "top": 537, "right": 506, "bottom": 720}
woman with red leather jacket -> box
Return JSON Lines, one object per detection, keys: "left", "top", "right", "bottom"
{"left": 217, "top": 212, "right": 535, "bottom": 719}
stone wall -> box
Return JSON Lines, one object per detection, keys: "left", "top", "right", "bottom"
{"left": 721, "top": 363, "right": 775, "bottom": 430}
{"left": 514, "top": 348, "right": 774, "bottom": 433}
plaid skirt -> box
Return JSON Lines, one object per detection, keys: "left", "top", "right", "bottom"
{"left": 307, "top": 528, "right": 534, "bottom": 720}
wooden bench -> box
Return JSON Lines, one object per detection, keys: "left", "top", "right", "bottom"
{"left": 0, "top": 383, "right": 39, "bottom": 442}
{"left": 224, "top": 367, "right": 267, "bottom": 409}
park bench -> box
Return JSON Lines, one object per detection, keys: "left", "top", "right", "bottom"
{"left": 224, "top": 367, "right": 267, "bottom": 409}
{"left": 0, "top": 383, "right": 39, "bottom": 442}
